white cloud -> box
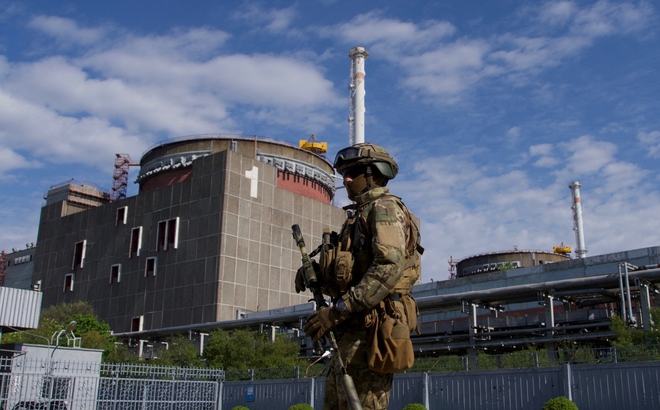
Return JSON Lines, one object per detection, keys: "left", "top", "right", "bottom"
{"left": 321, "top": 2, "right": 653, "bottom": 102}
{"left": 0, "top": 146, "right": 40, "bottom": 177}
{"left": 324, "top": 11, "right": 455, "bottom": 53}
{"left": 495, "top": 1, "right": 653, "bottom": 74}
{"left": 530, "top": 143, "right": 559, "bottom": 167}
{"left": 3, "top": 57, "right": 234, "bottom": 136}
{"left": 0, "top": 21, "right": 344, "bottom": 178}
{"left": 533, "top": 156, "right": 560, "bottom": 168}
{"left": 391, "top": 133, "right": 659, "bottom": 280}
{"left": 570, "top": 0, "right": 652, "bottom": 37}
{"left": 28, "top": 15, "right": 107, "bottom": 45}
{"left": 400, "top": 39, "right": 490, "bottom": 98}
{"left": 539, "top": 1, "right": 578, "bottom": 25}
{"left": 601, "top": 161, "right": 648, "bottom": 191}
{"left": 490, "top": 34, "right": 591, "bottom": 73}
{"left": 507, "top": 127, "right": 521, "bottom": 140}
{"left": 396, "top": 153, "right": 569, "bottom": 274}
{"left": 637, "top": 130, "right": 660, "bottom": 158}
{"left": 530, "top": 143, "right": 553, "bottom": 156}
{"left": 77, "top": 33, "right": 341, "bottom": 109}
{"left": 560, "top": 135, "right": 617, "bottom": 175}
{"left": 232, "top": 5, "right": 298, "bottom": 33}
{"left": 0, "top": 87, "right": 148, "bottom": 171}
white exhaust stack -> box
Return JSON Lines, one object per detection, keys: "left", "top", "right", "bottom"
{"left": 569, "top": 181, "right": 588, "bottom": 258}
{"left": 348, "top": 46, "right": 369, "bottom": 145}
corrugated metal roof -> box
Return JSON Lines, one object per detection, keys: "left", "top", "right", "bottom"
{"left": 0, "top": 287, "right": 42, "bottom": 329}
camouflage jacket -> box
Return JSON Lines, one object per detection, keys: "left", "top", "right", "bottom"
{"left": 339, "top": 186, "right": 409, "bottom": 313}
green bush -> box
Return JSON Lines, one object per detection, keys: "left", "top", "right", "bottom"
{"left": 231, "top": 407, "right": 250, "bottom": 410}
{"left": 403, "top": 404, "right": 427, "bottom": 410}
{"left": 288, "top": 405, "right": 314, "bottom": 410}
{"left": 542, "top": 396, "right": 578, "bottom": 410}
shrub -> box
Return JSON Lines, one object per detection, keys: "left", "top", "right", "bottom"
{"left": 288, "top": 405, "right": 314, "bottom": 410}
{"left": 542, "top": 396, "right": 578, "bottom": 410}
{"left": 231, "top": 407, "right": 250, "bottom": 410}
{"left": 403, "top": 404, "right": 427, "bottom": 410}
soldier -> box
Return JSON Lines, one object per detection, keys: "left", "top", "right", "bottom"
{"left": 297, "top": 142, "right": 422, "bottom": 410}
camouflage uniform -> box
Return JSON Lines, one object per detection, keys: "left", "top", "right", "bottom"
{"left": 323, "top": 186, "right": 410, "bottom": 410}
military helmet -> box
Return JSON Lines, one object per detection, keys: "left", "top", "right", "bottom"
{"left": 333, "top": 142, "right": 398, "bottom": 180}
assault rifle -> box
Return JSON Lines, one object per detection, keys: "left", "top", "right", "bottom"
{"left": 291, "top": 224, "right": 362, "bottom": 410}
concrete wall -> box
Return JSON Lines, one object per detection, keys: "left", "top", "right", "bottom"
{"left": 2, "top": 247, "right": 36, "bottom": 290}
{"left": 33, "top": 148, "right": 344, "bottom": 334}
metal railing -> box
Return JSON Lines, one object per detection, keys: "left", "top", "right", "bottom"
{"left": 100, "top": 362, "right": 224, "bottom": 380}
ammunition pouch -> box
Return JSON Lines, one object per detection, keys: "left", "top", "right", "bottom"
{"left": 319, "top": 242, "right": 336, "bottom": 284}
{"left": 365, "top": 297, "right": 415, "bottom": 374}
{"left": 399, "top": 294, "right": 420, "bottom": 335}
{"left": 333, "top": 250, "right": 354, "bottom": 293}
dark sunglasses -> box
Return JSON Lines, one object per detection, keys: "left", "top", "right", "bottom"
{"left": 341, "top": 166, "right": 367, "bottom": 179}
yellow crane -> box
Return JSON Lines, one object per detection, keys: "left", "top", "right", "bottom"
{"left": 299, "top": 134, "right": 327, "bottom": 154}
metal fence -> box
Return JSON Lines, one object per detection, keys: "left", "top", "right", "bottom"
{"left": 0, "top": 356, "right": 100, "bottom": 410}
{"left": 221, "top": 361, "right": 660, "bottom": 410}
{"left": 2, "top": 352, "right": 660, "bottom": 410}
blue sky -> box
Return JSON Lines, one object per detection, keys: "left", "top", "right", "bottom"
{"left": 1, "top": 1, "right": 659, "bottom": 281}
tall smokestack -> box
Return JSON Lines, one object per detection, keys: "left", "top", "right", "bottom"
{"left": 569, "top": 181, "right": 588, "bottom": 258}
{"left": 348, "top": 46, "right": 369, "bottom": 145}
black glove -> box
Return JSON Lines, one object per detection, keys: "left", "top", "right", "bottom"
{"left": 295, "top": 260, "right": 321, "bottom": 293}
{"left": 303, "top": 307, "right": 349, "bottom": 342}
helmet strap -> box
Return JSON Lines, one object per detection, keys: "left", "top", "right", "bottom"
{"left": 365, "top": 165, "right": 373, "bottom": 190}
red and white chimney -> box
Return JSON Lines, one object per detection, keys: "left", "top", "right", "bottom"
{"left": 569, "top": 181, "right": 588, "bottom": 258}
{"left": 348, "top": 46, "right": 369, "bottom": 145}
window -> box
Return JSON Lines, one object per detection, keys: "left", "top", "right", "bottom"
{"left": 131, "top": 316, "right": 144, "bottom": 332}
{"left": 116, "top": 206, "right": 128, "bottom": 226}
{"left": 167, "top": 218, "right": 178, "bottom": 248}
{"left": 145, "top": 257, "right": 157, "bottom": 277}
{"left": 110, "top": 264, "right": 121, "bottom": 284}
{"left": 157, "top": 217, "right": 179, "bottom": 251}
{"left": 72, "top": 240, "right": 86, "bottom": 269}
{"left": 13, "top": 254, "right": 33, "bottom": 264}
{"left": 157, "top": 221, "right": 166, "bottom": 250}
{"left": 130, "top": 227, "right": 142, "bottom": 257}
{"left": 63, "top": 274, "right": 74, "bottom": 292}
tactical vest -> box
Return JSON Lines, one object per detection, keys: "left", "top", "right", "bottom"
{"left": 319, "top": 194, "right": 424, "bottom": 298}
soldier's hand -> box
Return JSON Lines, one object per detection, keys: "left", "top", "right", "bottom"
{"left": 295, "top": 261, "right": 321, "bottom": 293}
{"left": 304, "top": 307, "right": 348, "bottom": 342}
{"left": 295, "top": 266, "right": 307, "bottom": 293}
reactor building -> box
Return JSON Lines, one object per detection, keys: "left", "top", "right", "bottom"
{"left": 455, "top": 249, "right": 571, "bottom": 278}
{"left": 31, "top": 135, "right": 345, "bottom": 333}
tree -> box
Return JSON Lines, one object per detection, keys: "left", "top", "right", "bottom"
{"left": 42, "top": 300, "right": 96, "bottom": 323}
{"left": 610, "top": 308, "right": 660, "bottom": 347}
{"left": 104, "top": 341, "right": 138, "bottom": 363}
{"left": 258, "top": 335, "right": 304, "bottom": 368}
{"left": 542, "top": 396, "right": 578, "bottom": 410}
{"left": 151, "top": 334, "right": 205, "bottom": 367}
{"left": 204, "top": 328, "right": 305, "bottom": 369}
{"left": 0, "top": 300, "right": 137, "bottom": 363}
{"left": 609, "top": 308, "right": 660, "bottom": 362}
